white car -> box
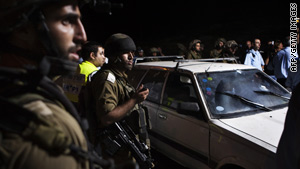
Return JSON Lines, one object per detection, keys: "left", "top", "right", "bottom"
{"left": 128, "top": 61, "right": 290, "bottom": 169}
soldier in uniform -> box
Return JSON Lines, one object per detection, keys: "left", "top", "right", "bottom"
{"left": 210, "top": 38, "right": 227, "bottom": 58}
{"left": 0, "top": 0, "right": 109, "bottom": 169}
{"left": 87, "top": 33, "right": 151, "bottom": 166}
{"left": 186, "top": 39, "right": 202, "bottom": 59}
{"left": 222, "top": 40, "right": 238, "bottom": 58}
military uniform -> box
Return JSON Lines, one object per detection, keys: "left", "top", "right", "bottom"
{"left": 90, "top": 65, "right": 135, "bottom": 117}
{"left": 186, "top": 50, "right": 202, "bottom": 59}
{"left": 210, "top": 49, "right": 223, "bottom": 58}
{"left": 84, "top": 33, "right": 152, "bottom": 168}
{"left": 88, "top": 64, "right": 146, "bottom": 164}
{"left": 186, "top": 39, "right": 202, "bottom": 59}
{"left": 210, "top": 38, "right": 227, "bottom": 58}
{"left": 0, "top": 68, "right": 89, "bottom": 169}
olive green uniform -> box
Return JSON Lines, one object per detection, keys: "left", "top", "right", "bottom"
{"left": 88, "top": 64, "right": 140, "bottom": 164}
{"left": 186, "top": 50, "right": 202, "bottom": 59}
{"left": 210, "top": 49, "right": 223, "bottom": 58}
{"left": 0, "top": 70, "right": 89, "bottom": 169}
{"left": 90, "top": 65, "right": 135, "bottom": 117}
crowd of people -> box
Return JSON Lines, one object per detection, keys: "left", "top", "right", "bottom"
{"left": 0, "top": 0, "right": 299, "bottom": 169}
{"left": 134, "top": 35, "right": 299, "bottom": 91}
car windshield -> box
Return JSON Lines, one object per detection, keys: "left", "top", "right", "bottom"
{"left": 196, "top": 69, "right": 291, "bottom": 117}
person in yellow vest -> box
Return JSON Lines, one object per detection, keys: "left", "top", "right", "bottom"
{"left": 59, "top": 41, "right": 105, "bottom": 107}
{"left": 78, "top": 41, "right": 106, "bottom": 84}
{"left": 68, "top": 41, "right": 106, "bottom": 114}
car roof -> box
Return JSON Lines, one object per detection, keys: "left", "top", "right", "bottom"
{"left": 134, "top": 61, "right": 256, "bottom": 73}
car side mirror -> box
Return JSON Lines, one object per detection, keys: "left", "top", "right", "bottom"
{"left": 178, "top": 102, "right": 200, "bottom": 112}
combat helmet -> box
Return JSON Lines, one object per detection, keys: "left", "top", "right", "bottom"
{"left": 104, "top": 33, "right": 136, "bottom": 63}
{"left": 188, "top": 39, "right": 201, "bottom": 50}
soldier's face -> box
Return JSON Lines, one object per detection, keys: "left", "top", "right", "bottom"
{"left": 219, "top": 41, "right": 224, "bottom": 48}
{"left": 43, "top": 4, "right": 87, "bottom": 61}
{"left": 195, "top": 43, "right": 201, "bottom": 51}
{"left": 119, "top": 51, "right": 134, "bottom": 71}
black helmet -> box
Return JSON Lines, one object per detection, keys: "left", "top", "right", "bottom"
{"left": 104, "top": 33, "right": 136, "bottom": 63}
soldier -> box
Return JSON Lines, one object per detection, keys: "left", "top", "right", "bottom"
{"left": 223, "top": 40, "right": 238, "bottom": 58}
{"left": 186, "top": 39, "right": 202, "bottom": 59}
{"left": 210, "top": 38, "right": 227, "bottom": 58}
{"left": 87, "top": 33, "right": 151, "bottom": 166}
{"left": 0, "top": 0, "right": 110, "bottom": 169}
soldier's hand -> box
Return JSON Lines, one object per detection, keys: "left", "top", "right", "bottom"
{"left": 134, "top": 84, "right": 149, "bottom": 103}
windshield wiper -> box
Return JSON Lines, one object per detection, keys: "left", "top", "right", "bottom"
{"left": 216, "top": 91, "right": 272, "bottom": 111}
{"left": 254, "top": 90, "right": 290, "bottom": 100}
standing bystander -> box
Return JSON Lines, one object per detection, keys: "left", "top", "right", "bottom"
{"left": 244, "top": 38, "right": 265, "bottom": 71}
{"left": 78, "top": 41, "right": 106, "bottom": 83}
{"left": 273, "top": 36, "right": 298, "bottom": 87}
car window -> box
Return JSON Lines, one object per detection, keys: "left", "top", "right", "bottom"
{"left": 197, "top": 69, "right": 291, "bottom": 117}
{"left": 162, "top": 73, "right": 201, "bottom": 118}
{"left": 140, "top": 70, "right": 167, "bottom": 104}
{"left": 127, "top": 68, "right": 147, "bottom": 88}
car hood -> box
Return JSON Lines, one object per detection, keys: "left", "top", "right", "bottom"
{"left": 219, "top": 107, "right": 288, "bottom": 147}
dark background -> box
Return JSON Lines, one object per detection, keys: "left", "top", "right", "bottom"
{"left": 80, "top": 0, "right": 295, "bottom": 56}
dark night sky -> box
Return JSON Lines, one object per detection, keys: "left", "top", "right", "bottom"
{"left": 81, "top": 0, "right": 295, "bottom": 55}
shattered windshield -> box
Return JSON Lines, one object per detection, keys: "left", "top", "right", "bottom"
{"left": 197, "top": 69, "right": 291, "bottom": 116}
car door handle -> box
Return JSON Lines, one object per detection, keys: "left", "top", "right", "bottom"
{"left": 158, "top": 113, "right": 167, "bottom": 120}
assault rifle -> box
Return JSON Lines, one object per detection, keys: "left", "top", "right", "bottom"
{"left": 101, "top": 120, "right": 153, "bottom": 169}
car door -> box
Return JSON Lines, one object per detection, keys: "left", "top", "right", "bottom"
{"left": 138, "top": 70, "right": 168, "bottom": 130}
{"left": 154, "top": 72, "right": 210, "bottom": 165}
